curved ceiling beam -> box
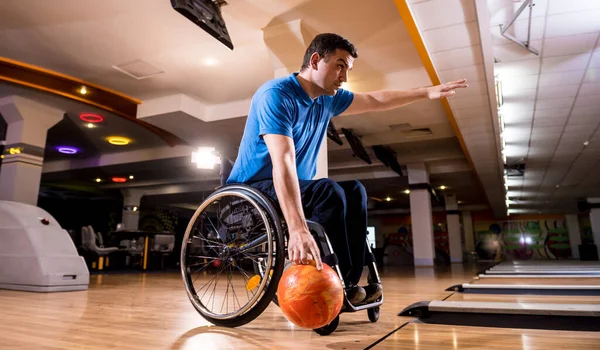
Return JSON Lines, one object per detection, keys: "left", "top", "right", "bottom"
{"left": 0, "top": 56, "right": 186, "bottom": 147}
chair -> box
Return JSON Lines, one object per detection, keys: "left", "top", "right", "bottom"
{"left": 179, "top": 156, "right": 383, "bottom": 335}
{"left": 151, "top": 234, "right": 175, "bottom": 269}
{"left": 122, "top": 237, "right": 145, "bottom": 268}
{"left": 81, "top": 226, "right": 119, "bottom": 270}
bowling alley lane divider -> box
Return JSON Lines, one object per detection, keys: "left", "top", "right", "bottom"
{"left": 398, "top": 300, "right": 600, "bottom": 332}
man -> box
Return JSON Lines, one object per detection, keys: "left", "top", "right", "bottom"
{"left": 227, "top": 33, "right": 467, "bottom": 305}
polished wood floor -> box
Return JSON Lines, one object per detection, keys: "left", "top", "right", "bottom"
{"left": 1, "top": 263, "right": 599, "bottom": 349}
{"left": 472, "top": 277, "right": 600, "bottom": 285}
{"left": 446, "top": 293, "right": 600, "bottom": 304}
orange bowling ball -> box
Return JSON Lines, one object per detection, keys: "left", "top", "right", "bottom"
{"left": 277, "top": 261, "right": 343, "bottom": 329}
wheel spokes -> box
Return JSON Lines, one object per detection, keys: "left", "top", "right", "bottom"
{"left": 183, "top": 192, "right": 278, "bottom": 320}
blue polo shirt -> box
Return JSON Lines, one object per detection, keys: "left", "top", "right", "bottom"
{"left": 227, "top": 73, "right": 354, "bottom": 184}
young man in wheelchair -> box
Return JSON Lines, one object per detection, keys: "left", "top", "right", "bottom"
{"left": 227, "top": 33, "right": 468, "bottom": 305}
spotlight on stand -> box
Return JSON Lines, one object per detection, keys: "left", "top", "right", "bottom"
{"left": 191, "top": 147, "right": 220, "bottom": 169}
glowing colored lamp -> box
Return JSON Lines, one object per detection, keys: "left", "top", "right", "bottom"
{"left": 107, "top": 136, "right": 131, "bottom": 146}
{"left": 191, "top": 147, "right": 219, "bottom": 169}
{"left": 79, "top": 113, "right": 104, "bottom": 123}
{"left": 112, "top": 177, "right": 127, "bottom": 183}
{"left": 57, "top": 146, "right": 79, "bottom": 154}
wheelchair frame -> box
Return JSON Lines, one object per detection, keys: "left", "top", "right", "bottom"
{"left": 181, "top": 183, "right": 383, "bottom": 335}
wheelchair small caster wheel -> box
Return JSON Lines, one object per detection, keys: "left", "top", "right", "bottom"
{"left": 313, "top": 315, "right": 339, "bottom": 336}
{"left": 368, "top": 307, "right": 380, "bottom": 323}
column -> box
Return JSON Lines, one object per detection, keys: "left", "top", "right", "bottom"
{"left": 0, "top": 96, "right": 63, "bottom": 205}
{"left": 407, "top": 163, "right": 435, "bottom": 267}
{"left": 445, "top": 194, "right": 463, "bottom": 263}
{"left": 462, "top": 211, "right": 475, "bottom": 255}
{"left": 121, "top": 189, "right": 144, "bottom": 230}
{"left": 588, "top": 198, "right": 600, "bottom": 256}
{"left": 314, "top": 134, "right": 328, "bottom": 179}
{"left": 565, "top": 214, "right": 581, "bottom": 260}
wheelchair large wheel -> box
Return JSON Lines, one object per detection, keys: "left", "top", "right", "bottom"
{"left": 181, "top": 185, "right": 286, "bottom": 327}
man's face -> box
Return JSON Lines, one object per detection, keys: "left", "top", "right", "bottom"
{"left": 314, "top": 49, "right": 354, "bottom": 95}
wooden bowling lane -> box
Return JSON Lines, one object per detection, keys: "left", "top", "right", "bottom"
{"left": 370, "top": 322, "right": 600, "bottom": 349}
{"left": 486, "top": 270, "right": 600, "bottom": 275}
{"left": 497, "top": 261, "right": 600, "bottom": 266}
{"left": 480, "top": 274, "right": 600, "bottom": 278}
{"left": 444, "top": 292, "right": 600, "bottom": 305}
{"left": 488, "top": 262, "right": 600, "bottom": 274}
{"left": 472, "top": 277, "right": 600, "bottom": 285}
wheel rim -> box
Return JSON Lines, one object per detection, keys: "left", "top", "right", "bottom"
{"left": 181, "top": 190, "right": 276, "bottom": 320}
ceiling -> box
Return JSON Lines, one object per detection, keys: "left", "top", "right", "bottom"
{"left": 0, "top": 82, "right": 169, "bottom": 160}
{"left": 485, "top": 0, "right": 600, "bottom": 213}
{"left": 3, "top": 0, "right": 596, "bottom": 216}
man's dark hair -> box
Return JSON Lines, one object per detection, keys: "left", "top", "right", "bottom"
{"left": 300, "top": 33, "right": 358, "bottom": 70}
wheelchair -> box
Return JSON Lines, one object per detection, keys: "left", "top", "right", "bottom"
{"left": 180, "top": 158, "right": 383, "bottom": 335}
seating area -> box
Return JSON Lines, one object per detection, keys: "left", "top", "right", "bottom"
{"left": 78, "top": 225, "right": 175, "bottom": 272}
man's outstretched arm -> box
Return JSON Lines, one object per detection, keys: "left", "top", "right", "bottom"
{"left": 263, "top": 133, "right": 323, "bottom": 270}
{"left": 340, "top": 79, "right": 468, "bottom": 116}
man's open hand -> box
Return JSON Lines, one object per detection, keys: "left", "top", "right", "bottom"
{"left": 426, "top": 78, "right": 469, "bottom": 99}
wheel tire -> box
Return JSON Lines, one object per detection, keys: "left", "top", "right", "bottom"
{"left": 182, "top": 186, "right": 286, "bottom": 328}
{"left": 368, "top": 307, "right": 380, "bottom": 323}
{"left": 313, "top": 315, "right": 339, "bottom": 336}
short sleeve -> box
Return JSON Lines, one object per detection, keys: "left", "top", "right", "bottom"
{"left": 256, "top": 89, "right": 294, "bottom": 138}
{"left": 331, "top": 88, "right": 354, "bottom": 116}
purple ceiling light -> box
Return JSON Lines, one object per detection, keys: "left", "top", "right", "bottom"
{"left": 57, "top": 146, "right": 79, "bottom": 155}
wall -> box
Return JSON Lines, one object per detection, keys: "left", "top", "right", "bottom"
{"left": 370, "top": 212, "right": 585, "bottom": 264}
{"left": 138, "top": 206, "right": 179, "bottom": 232}
{"left": 474, "top": 216, "right": 573, "bottom": 261}
{"left": 373, "top": 213, "right": 450, "bottom": 265}
{"left": 579, "top": 215, "right": 593, "bottom": 244}
{"left": 37, "top": 195, "right": 123, "bottom": 247}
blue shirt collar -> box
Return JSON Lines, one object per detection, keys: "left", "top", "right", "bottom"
{"left": 291, "top": 73, "right": 321, "bottom": 105}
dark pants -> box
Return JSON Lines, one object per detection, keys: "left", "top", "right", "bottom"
{"left": 251, "top": 178, "right": 368, "bottom": 286}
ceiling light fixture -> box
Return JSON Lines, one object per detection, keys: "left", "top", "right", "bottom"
{"left": 80, "top": 113, "right": 104, "bottom": 123}
{"left": 56, "top": 146, "right": 79, "bottom": 155}
{"left": 403, "top": 189, "right": 410, "bottom": 194}
{"left": 439, "top": 185, "right": 446, "bottom": 190}
{"left": 95, "top": 178, "right": 102, "bottom": 183}
{"left": 494, "top": 75, "right": 503, "bottom": 109}
{"left": 107, "top": 136, "right": 131, "bottom": 146}
{"left": 584, "top": 141, "right": 589, "bottom": 146}
{"left": 203, "top": 57, "right": 218, "bottom": 66}
{"left": 129, "top": 175, "right": 134, "bottom": 179}
{"left": 79, "top": 86, "right": 88, "bottom": 95}
{"left": 385, "top": 197, "right": 391, "bottom": 202}
{"left": 192, "top": 147, "right": 219, "bottom": 169}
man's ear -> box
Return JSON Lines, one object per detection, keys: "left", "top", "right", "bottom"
{"left": 310, "top": 52, "right": 321, "bottom": 70}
